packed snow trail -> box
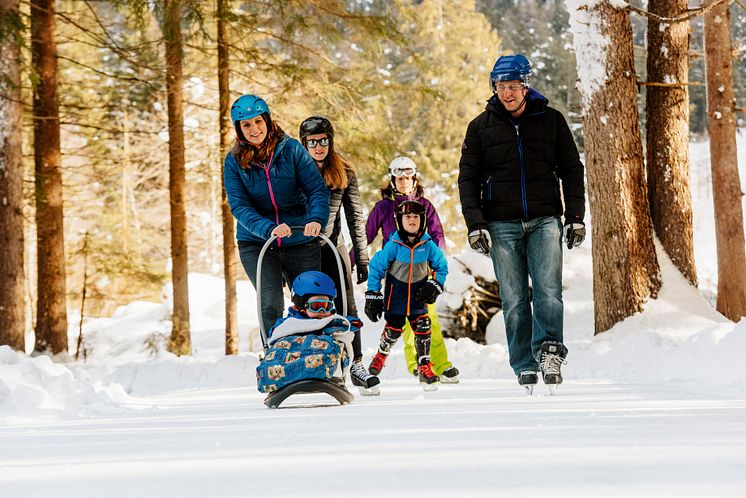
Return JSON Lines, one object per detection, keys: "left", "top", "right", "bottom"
{"left": 1, "top": 379, "right": 744, "bottom": 497}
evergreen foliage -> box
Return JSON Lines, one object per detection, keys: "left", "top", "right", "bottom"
{"left": 2, "top": 0, "right": 743, "bottom": 321}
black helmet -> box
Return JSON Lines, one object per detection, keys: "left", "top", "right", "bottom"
{"left": 395, "top": 200, "right": 427, "bottom": 239}
{"left": 299, "top": 116, "right": 334, "bottom": 141}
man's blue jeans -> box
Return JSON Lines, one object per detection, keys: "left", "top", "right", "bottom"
{"left": 487, "top": 216, "right": 564, "bottom": 375}
{"left": 239, "top": 241, "right": 320, "bottom": 336}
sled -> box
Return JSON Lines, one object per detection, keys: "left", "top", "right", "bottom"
{"left": 256, "top": 226, "right": 353, "bottom": 408}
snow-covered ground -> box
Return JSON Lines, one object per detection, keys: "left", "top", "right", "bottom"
{"left": 1, "top": 132, "right": 746, "bottom": 496}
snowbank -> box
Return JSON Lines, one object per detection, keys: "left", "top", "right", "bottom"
{"left": 0, "top": 346, "right": 132, "bottom": 421}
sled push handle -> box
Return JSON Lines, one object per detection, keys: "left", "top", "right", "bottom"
{"left": 256, "top": 226, "right": 348, "bottom": 352}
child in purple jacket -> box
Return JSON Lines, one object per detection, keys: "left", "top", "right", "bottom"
{"left": 357, "top": 157, "right": 459, "bottom": 383}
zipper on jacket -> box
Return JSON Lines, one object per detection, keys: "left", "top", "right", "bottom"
{"left": 395, "top": 238, "right": 426, "bottom": 316}
{"left": 261, "top": 151, "right": 279, "bottom": 246}
{"left": 512, "top": 121, "right": 529, "bottom": 218}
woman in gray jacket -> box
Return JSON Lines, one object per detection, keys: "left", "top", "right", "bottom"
{"left": 299, "top": 116, "right": 379, "bottom": 394}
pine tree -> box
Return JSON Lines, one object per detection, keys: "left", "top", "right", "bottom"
{"left": 163, "top": 0, "right": 191, "bottom": 355}
{"left": 217, "top": 0, "right": 238, "bottom": 355}
{"left": 645, "top": 0, "right": 697, "bottom": 286}
{"left": 567, "top": 0, "right": 661, "bottom": 334}
{"left": 31, "top": 0, "right": 69, "bottom": 354}
{"left": 0, "top": 0, "right": 26, "bottom": 351}
{"left": 703, "top": 0, "right": 746, "bottom": 321}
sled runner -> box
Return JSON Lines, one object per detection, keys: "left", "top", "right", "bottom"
{"left": 256, "top": 227, "right": 354, "bottom": 408}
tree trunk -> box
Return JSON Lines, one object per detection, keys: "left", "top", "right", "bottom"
{"left": 218, "top": 0, "right": 239, "bottom": 355}
{"left": 703, "top": 0, "right": 746, "bottom": 321}
{"left": 31, "top": 0, "right": 68, "bottom": 355}
{"left": 164, "top": 0, "right": 191, "bottom": 355}
{"left": 568, "top": 1, "right": 661, "bottom": 334}
{"left": 645, "top": 0, "right": 697, "bottom": 286}
{"left": 0, "top": 0, "right": 26, "bottom": 351}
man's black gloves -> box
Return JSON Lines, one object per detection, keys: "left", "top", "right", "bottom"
{"left": 564, "top": 222, "right": 586, "bottom": 249}
{"left": 356, "top": 265, "right": 369, "bottom": 285}
{"left": 468, "top": 228, "right": 491, "bottom": 254}
{"left": 415, "top": 280, "right": 444, "bottom": 305}
{"left": 364, "top": 291, "right": 384, "bottom": 322}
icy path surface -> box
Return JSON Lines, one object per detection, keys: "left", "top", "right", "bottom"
{"left": 1, "top": 380, "right": 745, "bottom": 497}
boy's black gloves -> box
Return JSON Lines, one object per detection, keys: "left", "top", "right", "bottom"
{"left": 415, "top": 280, "right": 444, "bottom": 305}
{"left": 364, "top": 291, "right": 384, "bottom": 322}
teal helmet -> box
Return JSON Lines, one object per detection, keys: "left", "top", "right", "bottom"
{"left": 230, "top": 94, "right": 271, "bottom": 143}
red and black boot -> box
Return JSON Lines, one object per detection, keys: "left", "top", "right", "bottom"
{"left": 414, "top": 327, "right": 439, "bottom": 391}
{"left": 368, "top": 325, "right": 402, "bottom": 376}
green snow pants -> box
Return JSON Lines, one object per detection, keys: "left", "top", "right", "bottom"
{"left": 403, "top": 303, "right": 453, "bottom": 375}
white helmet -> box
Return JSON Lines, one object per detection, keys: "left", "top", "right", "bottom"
{"left": 388, "top": 157, "right": 417, "bottom": 178}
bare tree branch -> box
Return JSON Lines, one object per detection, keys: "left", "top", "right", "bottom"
{"left": 625, "top": 0, "right": 734, "bottom": 23}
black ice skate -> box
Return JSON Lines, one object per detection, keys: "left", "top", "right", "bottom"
{"left": 350, "top": 360, "right": 380, "bottom": 396}
{"left": 440, "top": 366, "right": 460, "bottom": 384}
{"left": 517, "top": 370, "right": 538, "bottom": 395}
{"left": 540, "top": 341, "right": 568, "bottom": 395}
{"left": 418, "top": 362, "right": 440, "bottom": 391}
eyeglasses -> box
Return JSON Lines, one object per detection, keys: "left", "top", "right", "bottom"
{"left": 306, "top": 138, "right": 330, "bottom": 148}
{"left": 391, "top": 167, "right": 416, "bottom": 177}
{"left": 495, "top": 83, "right": 525, "bottom": 93}
{"left": 306, "top": 298, "right": 335, "bottom": 313}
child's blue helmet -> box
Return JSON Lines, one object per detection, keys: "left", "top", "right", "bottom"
{"left": 230, "top": 94, "right": 271, "bottom": 143}
{"left": 292, "top": 271, "right": 337, "bottom": 299}
{"left": 490, "top": 54, "right": 532, "bottom": 91}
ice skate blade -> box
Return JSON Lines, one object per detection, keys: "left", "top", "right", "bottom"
{"left": 421, "top": 383, "right": 439, "bottom": 392}
{"left": 547, "top": 384, "right": 557, "bottom": 396}
{"left": 357, "top": 385, "right": 381, "bottom": 397}
{"left": 440, "top": 375, "right": 459, "bottom": 384}
{"left": 523, "top": 384, "right": 535, "bottom": 395}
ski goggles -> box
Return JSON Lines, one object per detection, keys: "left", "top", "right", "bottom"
{"left": 390, "top": 166, "right": 416, "bottom": 178}
{"left": 306, "top": 298, "right": 335, "bottom": 313}
{"left": 306, "top": 137, "right": 330, "bottom": 148}
{"left": 397, "top": 201, "right": 425, "bottom": 215}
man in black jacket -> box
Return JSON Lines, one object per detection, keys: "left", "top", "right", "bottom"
{"left": 457, "top": 53, "right": 586, "bottom": 394}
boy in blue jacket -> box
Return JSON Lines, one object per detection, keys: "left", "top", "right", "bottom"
{"left": 365, "top": 200, "right": 448, "bottom": 390}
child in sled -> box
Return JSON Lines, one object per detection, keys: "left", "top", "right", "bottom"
{"left": 364, "top": 200, "right": 448, "bottom": 391}
{"left": 258, "top": 270, "right": 381, "bottom": 395}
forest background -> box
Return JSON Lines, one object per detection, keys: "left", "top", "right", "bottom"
{"left": 1, "top": 0, "right": 745, "bottom": 348}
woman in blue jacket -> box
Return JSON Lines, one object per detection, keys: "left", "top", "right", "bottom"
{"left": 224, "top": 94, "right": 330, "bottom": 334}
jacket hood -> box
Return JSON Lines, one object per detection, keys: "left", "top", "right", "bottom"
{"left": 486, "top": 88, "right": 548, "bottom": 118}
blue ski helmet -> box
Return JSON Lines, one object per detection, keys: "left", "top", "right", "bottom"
{"left": 292, "top": 271, "right": 337, "bottom": 299}
{"left": 230, "top": 94, "right": 271, "bottom": 143}
{"left": 489, "top": 54, "right": 532, "bottom": 92}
